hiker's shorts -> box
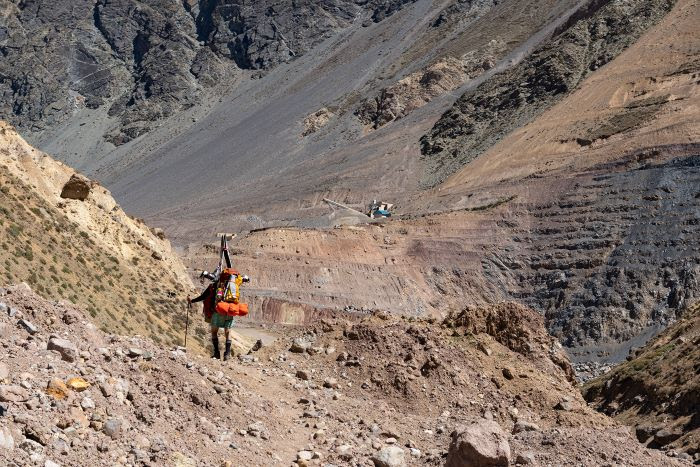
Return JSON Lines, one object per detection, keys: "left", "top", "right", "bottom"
{"left": 210, "top": 312, "right": 235, "bottom": 329}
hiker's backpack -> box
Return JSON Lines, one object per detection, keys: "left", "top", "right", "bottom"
{"left": 214, "top": 268, "right": 249, "bottom": 317}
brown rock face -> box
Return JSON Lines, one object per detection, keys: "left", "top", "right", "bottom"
{"left": 446, "top": 419, "right": 511, "bottom": 467}
{"left": 60, "top": 174, "right": 92, "bottom": 200}
{"left": 444, "top": 303, "right": 577, "bottom": 382}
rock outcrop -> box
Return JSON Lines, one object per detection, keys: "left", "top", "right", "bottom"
{"left": 356, "top": 40, "right": 503, "bottom": 129}
{"left": 59, "top": 174, "right": 92, "bottom": 200}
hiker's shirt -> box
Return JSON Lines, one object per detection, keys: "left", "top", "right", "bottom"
{"left": 192, "top": 284, "right": 215, "bottom": 322}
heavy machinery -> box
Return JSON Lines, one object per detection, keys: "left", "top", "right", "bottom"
{"left": 367, "top": 200, "right": 394, "bottom": 218}
{"left": 322, "top": 198, "right": 394, "bottom": 220}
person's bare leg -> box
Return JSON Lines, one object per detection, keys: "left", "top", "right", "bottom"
{"left": 211, "top": 327, "right": 220, "bottom": 359}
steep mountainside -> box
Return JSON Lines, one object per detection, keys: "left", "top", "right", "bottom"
{"left": 3, "top": 0, "right": 697, "bottom": 367}
{"left": 410, "top": 0, "right": 700, "bottom": 357}
{"left": 583, "top": 301, "right": 700, "bottom": 459}
{"left": 0, "top": 286, "right": 683, "bottom": 466}
{"left": 0, "top": 121, "right": 201, "bottom": 349}
{"left": 0, "top": 0, "right": 420, "bottom": 145}
{"left": 4, "top": 0, "right": 583, "bottom": 216}
{"left": 174, "top": 0, "right": 700, "bottom": 365}
{"left": 420, "top": 0, "right": 676, "bottom": 185}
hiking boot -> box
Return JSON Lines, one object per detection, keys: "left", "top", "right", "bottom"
{"left": 223, "top": 340, "right": 232, "bottom": 361}
{"left": 212, "top": 336, "right": 220, "bottom": 359}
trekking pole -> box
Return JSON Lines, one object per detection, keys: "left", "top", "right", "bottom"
{"left": 184, "top": 300, "right": 191, "bottom": 348}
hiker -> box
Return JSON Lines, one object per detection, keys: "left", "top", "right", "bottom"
{"left": 188, "top": 281, "right": 234, "bottom": 360}
{"left": 188, "top": 268, "right": 249, "bottom": 361}
{"left": 188, "top": 236, "right": 250, "bottom": 361}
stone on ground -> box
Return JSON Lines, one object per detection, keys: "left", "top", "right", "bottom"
{"left": 372, "top": 445, "right": 406, "bottom": 467}
{"left": 45, "top": 379, "right": 69, "bottom": 400}
{"left": 0, "top": 426, "right": 14, "bottom": 450}
{"left": 446, "top": 419, "right": 511, "bottom": 467}
{"left": 47, "top": 337, "right": 78, "bottom": 362}
{"left": 0, "top": 385, "right": 29, "bottom": 402}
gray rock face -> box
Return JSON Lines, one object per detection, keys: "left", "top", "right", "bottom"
{"left": 0, "top": 0, "right": 417, "bottom": 145}
{"left": 47, "top": 337, "right": 79, "bottom": 363}
{"left": 446, "top": 419, "right": 511, "bottom": 467}
{"left": 533, "top": 154, "right": 700, "bottom": 351}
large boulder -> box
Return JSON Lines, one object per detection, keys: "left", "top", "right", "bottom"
{"left": 60, "top": 174, "right": 92, "bottom": 200}
{"left": 446, "top": 419, "right": 511, "bottom": 467}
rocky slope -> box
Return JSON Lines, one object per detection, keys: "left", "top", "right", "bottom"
{"left": 14, "top": 0, "right": 582, "bottom": 208}
{"left": 175, "top": 0, "right": 700, "bottom": 365}
{"left": 0, "top": 286, "right": 683, "bottom": 466}
{"left": 0, "top": 121, "right": 202, "bottom": 349}
{"left": 420, "top": 0, "right": 676, "bottom": 186}
{"left": 411, "top": 0, "right": 700, "bottom": 358}
{"left": 3, "top": 0, "right": 698, "bottom": 368}
{"left": 0, "top": 0, "right": 422, "bottom": 147}
{"left": 583, "top": 301, "right": 700, "bottom": 461}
